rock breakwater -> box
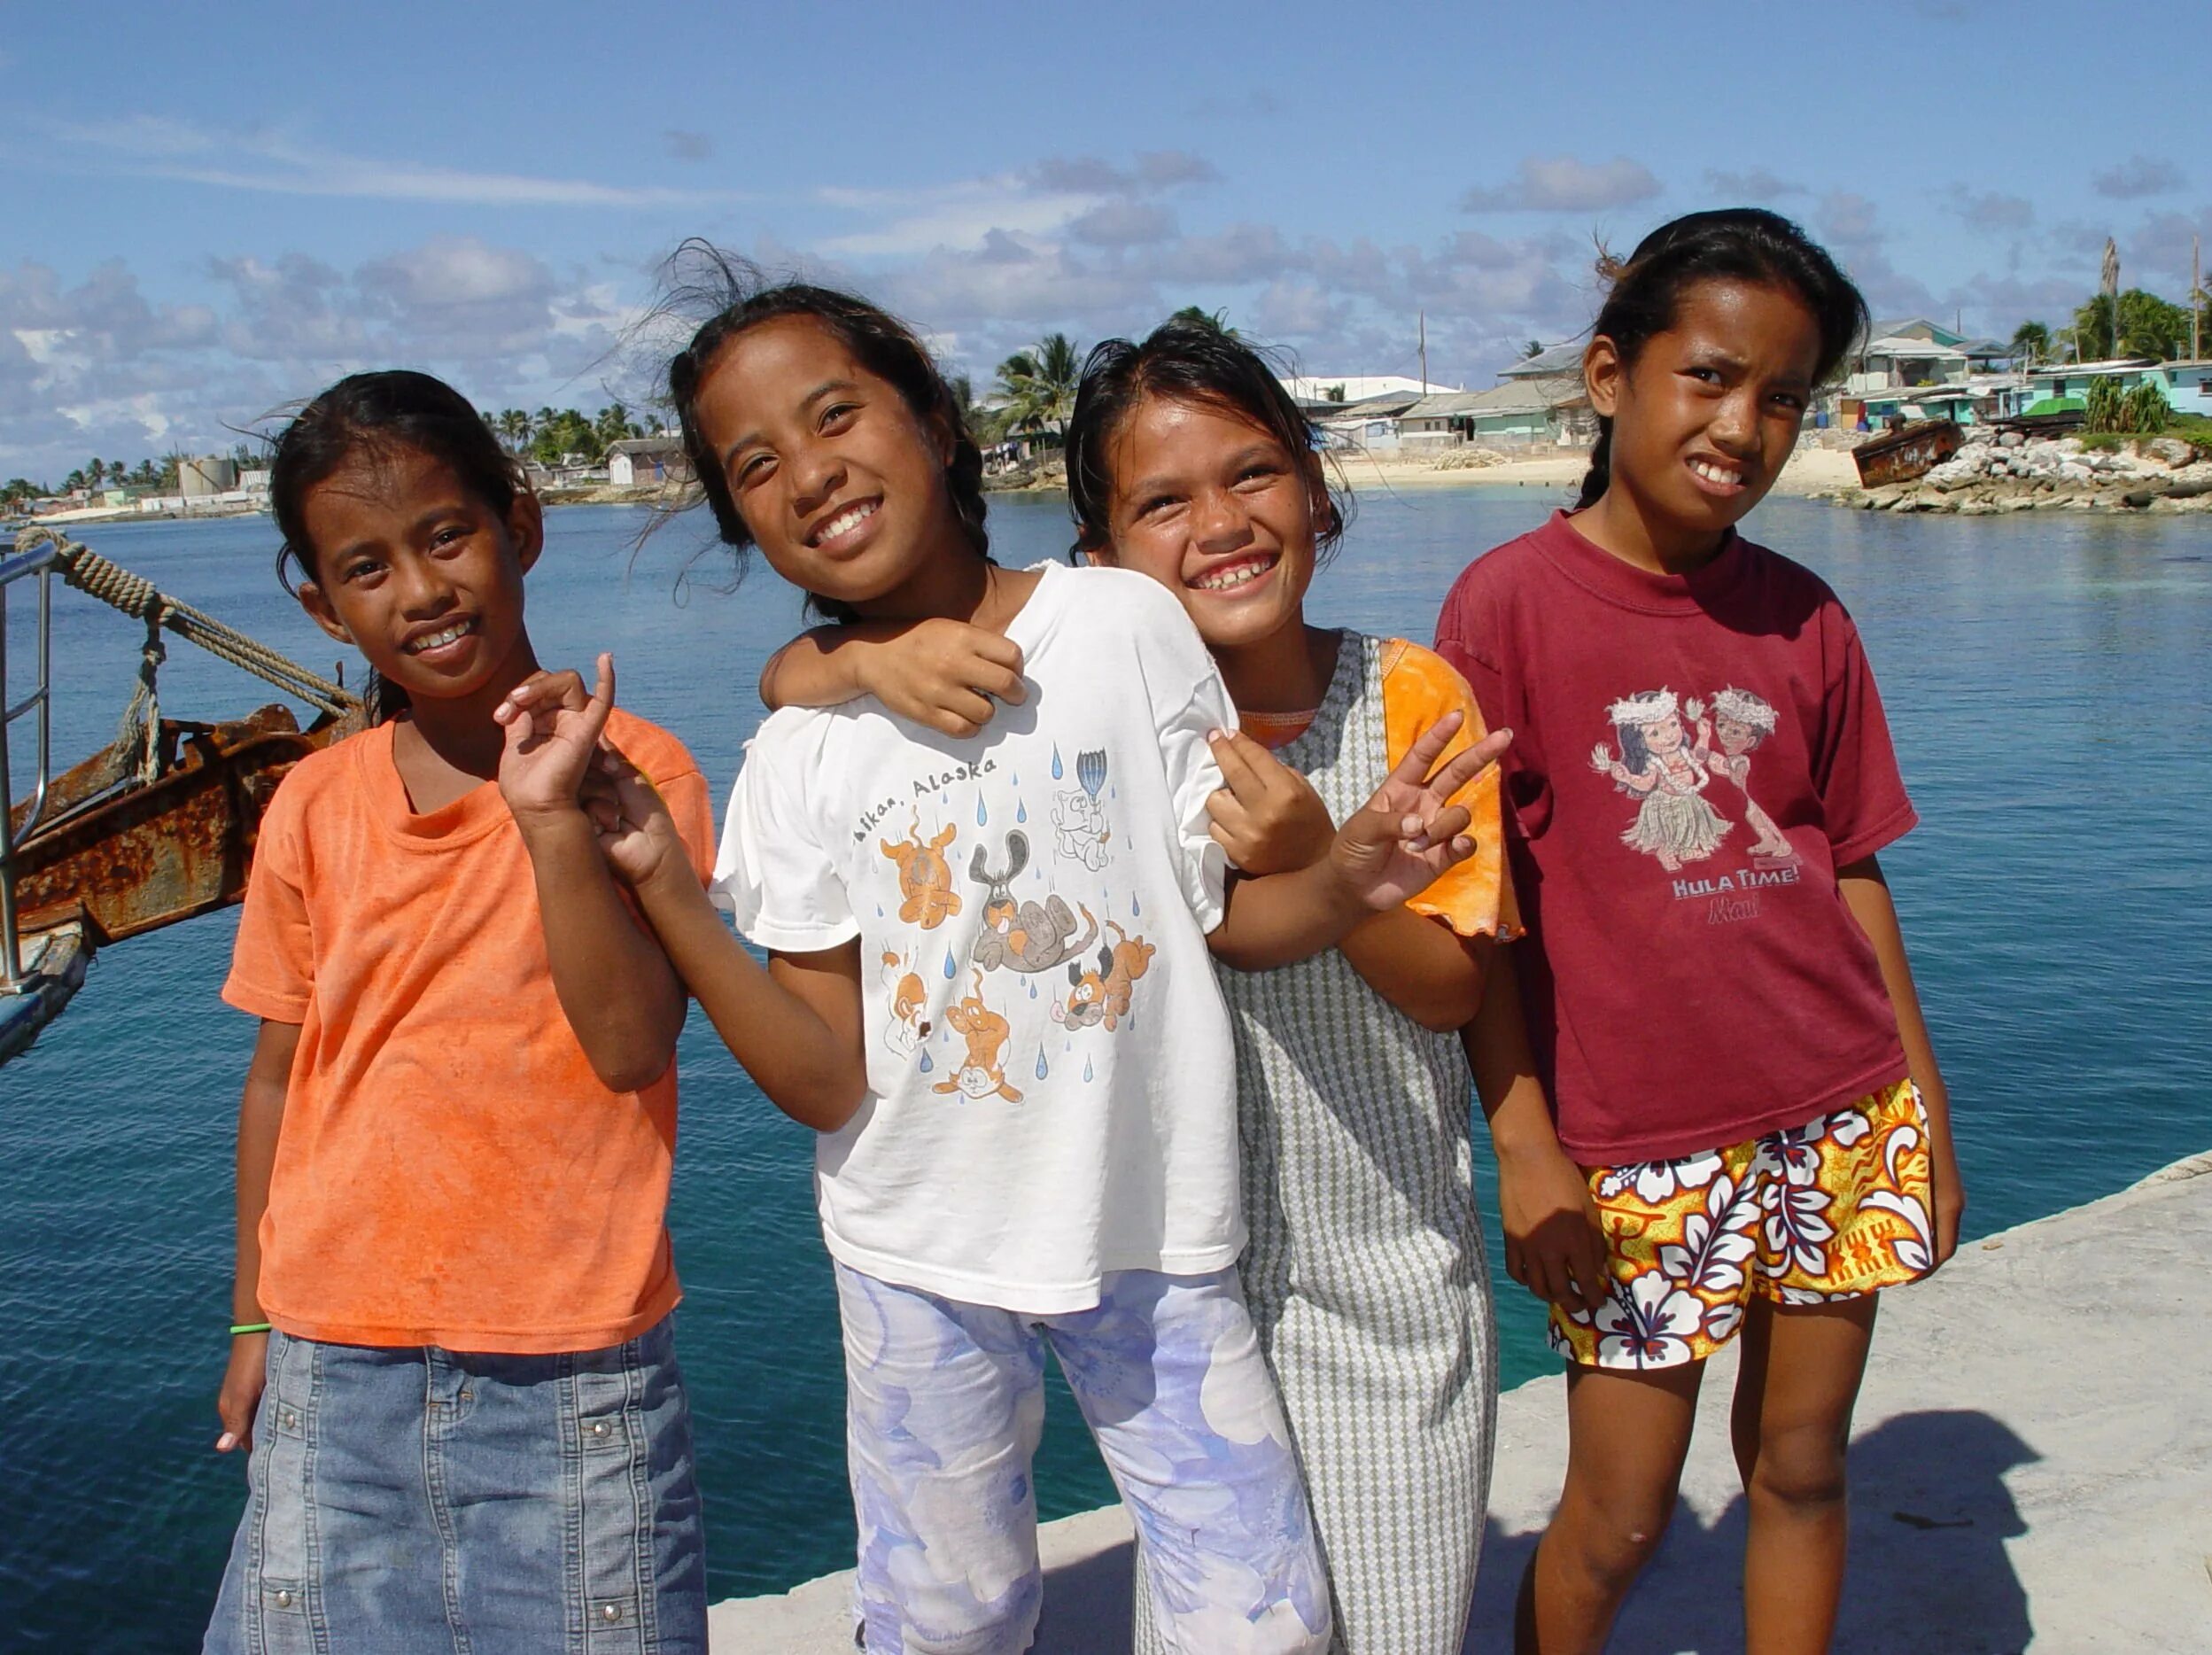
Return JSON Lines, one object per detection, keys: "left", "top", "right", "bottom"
{"left": 1812, "top": 432, "right": 2212, "bottom": 515}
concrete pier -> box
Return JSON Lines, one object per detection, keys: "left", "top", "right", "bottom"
{"left": 713, "top": 1151, "right": 2212, "bottom": 1652}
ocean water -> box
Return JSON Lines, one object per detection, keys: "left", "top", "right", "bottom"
{"left": 4, "top": 488, "right": 2207, "bottom": 1648}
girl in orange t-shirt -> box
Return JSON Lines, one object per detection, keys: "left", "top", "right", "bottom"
{"left": 206, "top": 370, "right": 725, "bottom": 1652}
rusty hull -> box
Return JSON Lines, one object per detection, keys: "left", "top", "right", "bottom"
{"left": 10, "top": 704, "right": 352, "bottom": 946}
{"left": 1851, "top": 419, "right": 1965, "bottom": 487}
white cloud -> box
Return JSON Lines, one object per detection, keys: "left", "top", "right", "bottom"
{"left": 1945, "top": 187, "right": 2035, "bottom": 233}
{"left": 2092, "top": 156, "right": 2185, "bottom": 200}
{"left": 55, "top": 115, "right": 742, "bottom": 209}
{"left": 1462, "top": 156, "right": 1661, "bottom": 214}
{"left": 1704, "top": 168, "right": 1806, "bottom": 203}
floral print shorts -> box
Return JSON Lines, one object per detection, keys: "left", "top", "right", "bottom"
{"left": 1549, "top": 1080, "right": 1935, "bottom": 1371}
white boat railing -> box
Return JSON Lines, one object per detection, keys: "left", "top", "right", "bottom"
{"left": 0, "top": 538, "right": 58, "bottom": 991}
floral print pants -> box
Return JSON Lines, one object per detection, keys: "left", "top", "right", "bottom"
{"left": 1550, "top": 1081, "right": 1935, "bottom": 1370}
{"left": 835, "top": 1263, "right": 1332, "bottom": 1654}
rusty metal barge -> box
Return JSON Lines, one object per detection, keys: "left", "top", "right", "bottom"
{"left": 1, "top": 531, "right": 361, "bottom": 1064}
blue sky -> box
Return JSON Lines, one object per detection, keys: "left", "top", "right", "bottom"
{"left": 2, "top": 0, "right": 2200, "bottom": 482}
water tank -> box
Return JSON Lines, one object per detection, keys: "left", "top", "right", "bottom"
{"left": 180, "top": 456, "right": 238, "bottom": 497}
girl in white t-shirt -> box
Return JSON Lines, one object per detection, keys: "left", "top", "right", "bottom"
{"left": 555, "top": 251, "right": 1498, "bottom": 1654}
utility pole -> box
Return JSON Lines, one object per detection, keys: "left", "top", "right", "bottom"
{"left": 1417, "top": 311, "right": 1427, "bottom": 391}
{"left": 2189, "top": 234, "right": 2203, "bottom": 360}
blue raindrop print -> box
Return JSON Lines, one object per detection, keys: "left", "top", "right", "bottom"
{"left": 1016, "top": 801, "right": 1027, "bottom": 823}
{"left": 943, "top": 947, "right": 958, "bottom": 979}
{"left": 1050, "top": 745, "right": 1064, "bottom": 780}
{"left": 1130, "top": 894, "right": 1141, "bottom": 917}
{"left": 1027, "top": 981, "right": 1037, "bottom": 999}
{"left": 1083, "top": 1056, "right": 1094, "bottom": 1082}
{"left": 976, "top": 795, "right": 988, "bottom": 826}
{"left": 1036, "top": 1046, "right": 1049, "bottom": 1081}
{"left": 875, "top": 905, "right": 885, "bottom": 918}
{"left": 918, "top": 1052, "right": 933, "bottom": 1073}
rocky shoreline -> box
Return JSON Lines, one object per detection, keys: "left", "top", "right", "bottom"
{"left": 1811, "top": 432, "right": 2212, "bottom": 516}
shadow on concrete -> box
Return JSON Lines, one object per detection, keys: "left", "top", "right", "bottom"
{"left": 1033, "top": 1537, "right": 1134, "bottom": 1651}
{"left": 1464, "top": 1410, "right": 2038, "bottom": 1654}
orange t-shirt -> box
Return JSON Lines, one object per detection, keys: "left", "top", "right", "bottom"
{"left": 222, "top": 708, "right": 715, "bottom": 1354}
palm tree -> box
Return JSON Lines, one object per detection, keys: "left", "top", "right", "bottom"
{"left": 994, "top": 333, "right": 1082, "bottom": 446}
{"left": 2009, "top": 322, "right": 2052, "bottom": 367}
{"left": 1168, "top": 305, "right": 1233, "bottom": 335}
{"left": 594, "top": 403, "right": 637, "bottom": 449}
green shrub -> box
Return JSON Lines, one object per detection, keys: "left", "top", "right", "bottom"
{"left": 2084, "top": 376, "right": 2124, "bottom": 432}
{"left": 2121, "top": 382, "right": 2171, "bottom": 435}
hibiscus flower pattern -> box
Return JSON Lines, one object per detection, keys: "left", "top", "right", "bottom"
{"left": 1550, "top": 1082, "right": 1935, "bottom": 1369}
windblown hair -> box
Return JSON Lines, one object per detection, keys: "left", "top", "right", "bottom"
{"left": 269, "top": 369, "right": 527, "bottom": 722}
{"left": 654, "top": 240, "right": 988, "bottom": 620}
{"left": 1065, "top": 319, "right": 1349, "bottom": 561}
{"left": 1576, "top": 209, "right": 1869, "bottom": 509}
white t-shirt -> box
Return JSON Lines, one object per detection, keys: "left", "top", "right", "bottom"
{"left": 714, "top": 563, "right": 1243, "bottom": 1314}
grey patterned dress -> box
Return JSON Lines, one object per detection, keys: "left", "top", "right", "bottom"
{"left": 1133, "top": 632, "right": 1498, "bottom": 1655}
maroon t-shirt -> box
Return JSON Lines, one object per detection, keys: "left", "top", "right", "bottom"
{"left": 1435, "top": 510, "right": 1916, "bottom": 1163}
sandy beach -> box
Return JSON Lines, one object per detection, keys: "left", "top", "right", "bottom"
{"left": 1323, "top": 446, "right": 1863, "bottom": 499}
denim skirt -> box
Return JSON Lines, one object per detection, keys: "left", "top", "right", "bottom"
{"left": 206, "top": 1317, "right": 705, "bottom": 1654}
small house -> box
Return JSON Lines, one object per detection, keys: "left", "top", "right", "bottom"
{"left": 608, "top": 439, "right": 691, "bottom": 489}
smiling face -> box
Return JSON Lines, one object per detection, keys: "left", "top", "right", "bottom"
{"left": 1646, "top": 711, "right": 1687, "bottom": 755}
{"left": 690, "top": 314, "right": 962, "bottom": 614}
{"left": 1086, "top": 392, "right": 1326, "bottom": 654}
{"left": 294, "top": 445, "right": 540, "bottom": 703}
{"left": 1586, "top": 277, "right": 1823, "bottom": 545}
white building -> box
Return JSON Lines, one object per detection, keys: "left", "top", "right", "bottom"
{"left": 607, "top": 439, "right": 690, "bottom": 489}
{"left": 1279, "top": 373, "right": 1458, "bottom": 405}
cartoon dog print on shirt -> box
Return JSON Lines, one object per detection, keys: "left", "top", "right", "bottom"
{"left": 1052, "top": 748, "right": 1112, "bottom": 872}
{"left": 1590, "top": 688, "right": 1733, "bottom": 872}
{"left": 935, "top": 970, "right": 1022, "bottom": 1103}
{"left": 968, "top": 829, "right": 1100, "bottom": 974}
{"left": 880, "top": 812, "right": 962, "bottom": 929}
{"left": 879, "top": 946, "right": 933, "bottom": 1059}
{"left": 1054, "top": 921, "right": 1154, "bottom": 1032}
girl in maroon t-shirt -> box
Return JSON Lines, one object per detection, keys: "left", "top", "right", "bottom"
{"left": 1433, "top": 209, "right": 1966, "bottom": 1652}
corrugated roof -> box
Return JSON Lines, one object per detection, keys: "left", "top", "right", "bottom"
{"left": 1498, "top": 342, "right": 1586, "bottom": 377}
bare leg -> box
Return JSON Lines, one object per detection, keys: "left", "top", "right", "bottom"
{"left": 1730, "top": 1294, "right": 1879, "bottom": 1655}
{"left": 1516, "top": 1361, "right": 1704, "bottom": 1654}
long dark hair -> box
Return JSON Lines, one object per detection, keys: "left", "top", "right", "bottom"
{"left": 270, "top": 369, "right": 527, "bottom": 722}
{"left": 1576, "top": 209, "right": 1868, "bottom": 510}
{"left": 656, "top": 241, "right": 988, "bottom": 621}
{"left": 1066, "top": 319, "right": 1348, "bottom": 559}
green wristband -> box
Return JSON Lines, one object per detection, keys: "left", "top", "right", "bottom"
{"left": 229, "top": 1322, "right": 273, "bottom": 1336}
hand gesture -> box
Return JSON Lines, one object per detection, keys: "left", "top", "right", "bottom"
{"left": 1207, "top": 730, "right": 1335, "bottom": 874}
{"left": 871, "top": 619, "right": 1027, "bottom": 738}
{"left": 1496, "top": 1139, "right": 1611, "bottom": 1315}
{"left": 1328, "top": 712, "right": 1511, "bottom": 911}
{"left": 214, "top": 1331, "right": 268, "bottom": 1457}
{"left": 1685, "top": 697, "right": 1705, "bottom": 722}
{"left": 494, "top": 655, "right": 616, "bottom": 827}
{"left": 579, "top": 747, "right": 689, "bottom": 892}
{"left": 1588, "top": 743, "right": 1618, "bottom": 776}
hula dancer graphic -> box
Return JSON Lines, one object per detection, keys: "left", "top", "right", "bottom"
{"left": 1704, "top": 687, "right": 1797, "bottom": 866}
{"left": 1591, "top": 688, "right": 1731, "bottom": 871}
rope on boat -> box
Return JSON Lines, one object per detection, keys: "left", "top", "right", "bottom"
{"left": 13, "top": 526, "right": 361, "bottom": 720}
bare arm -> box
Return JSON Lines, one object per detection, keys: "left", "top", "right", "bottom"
{"left": 515, "top": 812, "right": 687, "bottom": 1092}
{"left": 1463, "top": 958, "right": 1610, "bottom": 1314}
{"left": 497, "top": 657, "right": 685, "bottom": 1092}
{"left": 1838, "top": 853, "right": 1965, "bottom": 1265}
{"left": 761, "top": 618, "right": 1026, "bottom": 738}
{"left": 1208, "top": 713, "right": 1505, "bottom": 973}
{"left": 215, "top": 1017, "right": 300, "bottom": 1454}
{"left": 629, "top": 860, "right": 869, "bottom": 1131}
{"left": 1337, "top": 911, "right": 1488, "bottom": 1033}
